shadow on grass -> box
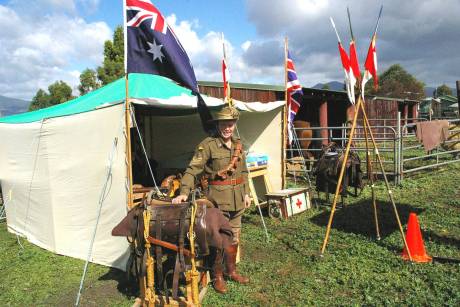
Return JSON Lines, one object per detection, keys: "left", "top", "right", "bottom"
{"left": 310, "top": 199, "right": 425, "bottom": 239}
{"left": 424, "top": 230, "right": 460, "bottom": 249}
{"left": 99, "top": 266, "right": 139, "bottom": 297}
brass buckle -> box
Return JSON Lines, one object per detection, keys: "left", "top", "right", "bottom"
{"left": 230, "top": 178, "right": 237, "bottom": 185}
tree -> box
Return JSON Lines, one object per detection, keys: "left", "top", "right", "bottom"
{"left": 97, "top": 26, "right": 125, "bottom": 85}
{"left": 433, "top": 84, "right": 452, "bottom": 97}
{"left": 28, "top": 81, "right": 74, "bottom": 111}
{"left": 78, "top": 68, "right": 99, "bottom": 95}
{"left": 48, "top": 81, "right": 73, "bottom": 105}
{"left": 365, "top": 64, "right": 425, "bottom": 100}
{"left": 29, "top": 89, "right": 50, "bottom": 111}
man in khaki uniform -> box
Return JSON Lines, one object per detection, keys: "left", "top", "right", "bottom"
{"left": 173, "top": 105, "right": 250, "bottom": 294}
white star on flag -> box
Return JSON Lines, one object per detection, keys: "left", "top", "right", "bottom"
{"left": 147, "top": 39, "right": 164, "bottom": 62}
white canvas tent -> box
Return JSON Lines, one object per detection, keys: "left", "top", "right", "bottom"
{"left": 0, "top": 73, "right": 283, "bottom": 269}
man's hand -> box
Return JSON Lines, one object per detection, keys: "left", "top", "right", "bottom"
{"left": 244, "top": 194, "right": 251, "bottom": 208}
{"left": 172, "top": 194, "right": 188, "bottom": 204}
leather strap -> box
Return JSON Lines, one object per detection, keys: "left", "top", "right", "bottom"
{"left": 216, "top": 140, "right": 243, "bottom": 179}
{"left": 172, "top": 253, "right": 181, "bottom": 300}
{"left": 209, "top": 176, "right": 244, "bottom": 186}
{"left": 154, "top": 215, "right": 164, "bottom": 292}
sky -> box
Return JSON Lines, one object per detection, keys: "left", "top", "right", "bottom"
{"left": 0, "top": 0, "right": 459, "bottom": 100}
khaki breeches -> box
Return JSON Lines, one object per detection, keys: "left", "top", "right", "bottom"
{"left": 221, "top": 209, "right": 245, "bottom": 244}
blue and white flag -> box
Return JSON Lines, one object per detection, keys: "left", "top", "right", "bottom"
{"left": 124, "top": 0, "right": 213, "bottom": 131}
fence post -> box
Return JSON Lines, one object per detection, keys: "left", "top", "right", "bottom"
{"left": 456, "top": 81, "right": 460, "bottom": 118}
{"left": 397, "top": 112, "right": 402, "bottom": 184}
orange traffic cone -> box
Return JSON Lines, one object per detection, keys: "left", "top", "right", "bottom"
{"left": 402, "top": 213, "right": 432, "bottom": 263}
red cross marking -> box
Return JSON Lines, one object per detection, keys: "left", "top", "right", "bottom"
{"left": 296, "top": 198, "right": 303, "bottom": 209}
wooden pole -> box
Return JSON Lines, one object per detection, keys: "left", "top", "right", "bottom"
{"left": 282, "top": 37, "right": 288, "bottom": 188}
{"left": 319, "top": 100, "right": 329, "bottom": 145}
{"left": 358, "top": 101, "right": 413, "bottom": 261}
{"left": 222, "top": 32, "right": 232, "bottom": 106}
{"left": 125, "top": 75, "right": 133, "bottom": 209}
{"left": 320, "top": 95, "right": 363, "bottom": 255}
{"left": 361, "top": 98, "right": 381, "bottom": 240}
{"left": 456, "top": 81, "right": 460, "bottom": 118}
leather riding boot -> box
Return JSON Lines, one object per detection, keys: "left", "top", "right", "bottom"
{"left": 212, "top": 249, "right": 227, "bottom": 294}
{"left": 224, "top": 244, "right": 249, "bottom": 284}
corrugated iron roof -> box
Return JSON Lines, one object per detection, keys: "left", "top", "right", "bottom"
{"left": 198, "top": 80, "right": 348, "bottom": 95}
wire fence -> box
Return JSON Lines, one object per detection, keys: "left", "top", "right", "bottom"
{"left": 286, "top": 114, "right": 460, "bottom": 185}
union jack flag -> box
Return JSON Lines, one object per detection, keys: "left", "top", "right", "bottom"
{"left": 286, "top": 50, "right": 303, "bottom": 144}
{"left": 126, "top": 0, "right": 167, "bottom": 33}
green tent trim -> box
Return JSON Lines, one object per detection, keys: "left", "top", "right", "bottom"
{"left": 0, "top": 74, "right": 196, "bottom": 124}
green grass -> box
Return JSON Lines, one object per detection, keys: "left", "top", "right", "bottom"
{"left": 1, "top": 164, "right": 459, "bottom": 306}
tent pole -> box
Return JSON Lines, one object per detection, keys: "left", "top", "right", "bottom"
{"left": 282, "top": 37, "right": 288, "bottom": 189}
{"left": 125, "top": 74, "right": 133, "bottom": 209}
{"left": 320, "top": 95, "right": 363, "bottom": 255}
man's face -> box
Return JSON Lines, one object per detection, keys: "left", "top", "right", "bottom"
{"left": 217, "top": 120, "right": 237, "bottom": 139}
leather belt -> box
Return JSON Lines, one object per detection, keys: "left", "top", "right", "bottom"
{"left": 209, "top": 177, "right": 244, "bottom": 186}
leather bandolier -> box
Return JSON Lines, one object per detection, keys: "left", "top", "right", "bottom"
{"left": 215, "top": 140, "right": 243, "bottom": 180}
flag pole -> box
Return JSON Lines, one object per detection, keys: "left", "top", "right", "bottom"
{"left": 347, "top": 6, "right": 380, "bottom": 239}
{"left": 330, "top": 17, "right": 354, "bottom": 104}
{"left": 330, "top": 17, "right": 342, "bottom": 43}
{"left": 373, "top": 5, "right": 383, "bottom": 37}
{"left": 124, "top": 75, "right": 133, "bottom": 209}
{"left": 347, "top": 7, "right": 355, "bottom": 41}
{"left": 122, "top": 1, "right": 133, "bottom": 209}
{"left": 282, "top": 37, "right": 288, "bottom": 188}
{"left": 222, "top": 32, "right": 232, "bottom": 105}
{"left": 361, "top": 5, "right": 383, "bottom": 96}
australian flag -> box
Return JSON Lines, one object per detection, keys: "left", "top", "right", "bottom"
{"left": 125, "top": 0, "right": 213, "bottom": 130}
{"left": 286, "top": 50, "right": 303, "bottom": 144}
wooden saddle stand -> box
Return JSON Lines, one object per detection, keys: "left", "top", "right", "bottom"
{"left": 131, "top": 187, "right": 209, "bottom": 307}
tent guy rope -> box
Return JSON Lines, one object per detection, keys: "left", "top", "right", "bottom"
{"left": 75, "top": 112, "right": 125, "bottom": 307}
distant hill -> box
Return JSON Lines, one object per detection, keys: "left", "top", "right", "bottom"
{"left": 0, "top": 95, "right": 30, "bottom": 117}
{"left": 312, "top": 81, "right": 345, "bottom": 91}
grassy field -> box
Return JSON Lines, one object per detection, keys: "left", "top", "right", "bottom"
{"left": 1, "top": 163, "right": 459, "bottom": 306}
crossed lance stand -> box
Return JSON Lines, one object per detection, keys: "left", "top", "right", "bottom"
{"left": 319, "top": 94, "right": 413, "bottom": 262}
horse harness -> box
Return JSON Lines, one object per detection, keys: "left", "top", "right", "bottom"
{"left": 130, "top": 194, "right": 209, "bottom": 301}
{"left": 313, "top": 142, "right": 363, "bottom": 198}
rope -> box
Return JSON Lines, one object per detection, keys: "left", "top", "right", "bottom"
{"left": 75, "top": 112, "right": 125, "bottom": 307}
{"left": 129, "top": 107, "right": 161, "bottom": 194}
{"left": 189, "top": 191, "right": 200, "bottom": 304}
{"left": 0, "top": 117, "right": 45, "bottom": 248}
{"left": 23, "top": 119, "right": 45, "bottom": 241}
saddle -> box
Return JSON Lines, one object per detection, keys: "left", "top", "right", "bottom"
{"left": 113, "top": 181, "right": 233, "bottom": 301}
{"left": 143, "top": 194, "right": 232, "bottom": 301}
{"left": 313, "top": 142, "right": 363, "bottom": 197}
{"left": 146, "top": 199, "right": 211, "bottom": 257}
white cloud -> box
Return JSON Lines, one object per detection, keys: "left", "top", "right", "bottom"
{"left": 244, "top": 0, "right": 460, "bottom": 88}
{"left": 241, "top": 41, "right": 251, "bottom": 52}
{"left": 0, "top": 4, "right": 111, "bottom": 100}
{"left": 2, "top": 0, "right": 458, "bottom": 100}
{"left": 165, "top": 0, "right": 459, "bottom": 90}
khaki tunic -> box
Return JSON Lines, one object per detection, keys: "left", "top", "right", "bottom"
{"left": 180, "top": 135, "right": 250, "bottom": 212}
